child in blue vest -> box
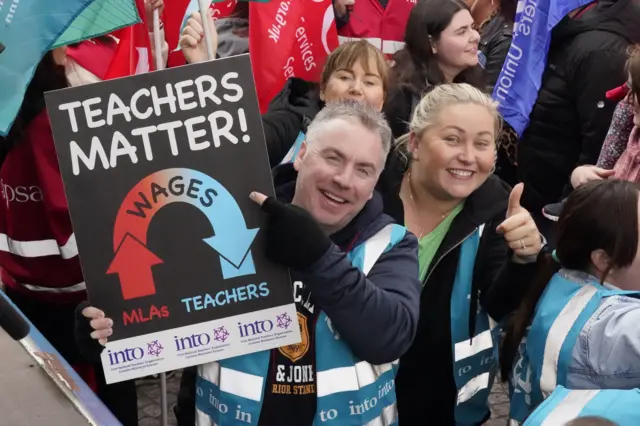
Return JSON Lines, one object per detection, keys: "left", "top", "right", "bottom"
{"left": 523, "top": 385, "right": 640, "bottom": 426}
{"left": 499, "top": 179, "right": 640, "bottom": 425}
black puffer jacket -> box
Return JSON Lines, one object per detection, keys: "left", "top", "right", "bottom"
{"left": 376, "top": 152, "right": 538, "bottom": 425}
{"left": 261, "top": 78, "right": 323, "bottom": 167}
{"left": 518, "top": 0, "right": 640, "bottom": 212}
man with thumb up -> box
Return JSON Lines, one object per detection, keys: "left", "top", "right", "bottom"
{"left": 79, "top": 100, "right": 421, "bottom": 426}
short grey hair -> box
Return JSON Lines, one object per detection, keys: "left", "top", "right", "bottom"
{"left": 306, "top": 99, "right": 392, "bottom": 159}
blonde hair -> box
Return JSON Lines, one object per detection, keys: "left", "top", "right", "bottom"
{"left": 396, "top": 83, "right": 502, "bottom": 159}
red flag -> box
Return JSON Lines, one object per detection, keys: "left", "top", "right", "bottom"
{"left": 249, "top": 0, "right": 338, "bottom": 112}
{"left": 212, "top": 0, "right": 239, "bottom": 19}
{"left": 164, "top": 0, "right": 191, "bottom": 68}
{"left": 105, "top": 0, "right": 154, "bottom": 79}
{"left": 292, "top": 0, "right": 339, "bottom": 83}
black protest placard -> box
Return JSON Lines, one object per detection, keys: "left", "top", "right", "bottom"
{"left": 45, "top": 55, "right": 300, "bottom": 382}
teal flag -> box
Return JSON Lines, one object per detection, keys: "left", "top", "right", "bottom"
{"left": 0, "top": 0, "right": 140, "bottom": 136}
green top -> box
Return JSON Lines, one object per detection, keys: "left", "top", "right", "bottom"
{"left": 416, "top": 202, "right": 465, "bottom": 281}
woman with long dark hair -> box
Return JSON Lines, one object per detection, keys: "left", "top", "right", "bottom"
{"left": 501, "top": 179, "right": 640, "bottom": 425}
{"left": 0, "top": 50, "right": 138, "bottom": 425}
{"left": 383, "top": 0, "right": 484, "bottom": 137}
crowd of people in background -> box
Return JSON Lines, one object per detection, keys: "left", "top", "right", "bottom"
{"left": 2, "top": 0, "right": 640, "bottom": 425}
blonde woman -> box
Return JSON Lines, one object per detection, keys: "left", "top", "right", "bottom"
{"left": 375, "top": 83, "right": 543, "bottom": 424}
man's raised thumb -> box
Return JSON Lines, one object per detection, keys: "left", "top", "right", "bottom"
{"left": 507, "top": 183, "right": 524, "bottom": 217}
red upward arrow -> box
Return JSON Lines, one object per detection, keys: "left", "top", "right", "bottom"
{"left": 107, "top": 233, "right": 163, "bottom": 300}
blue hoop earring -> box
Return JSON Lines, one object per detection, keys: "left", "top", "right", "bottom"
{"left": 551, "top": 250, "right": 560, "bottom": 263}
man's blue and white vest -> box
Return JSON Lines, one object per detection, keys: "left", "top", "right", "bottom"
{"left": 195, "top": 223, "right": 407, "bottom": 426}
{"left": 450, "top": 224, "right": 501, "bottom": 425}
{"left": 508, "top": 272, "right": 640, "bottom": 425}
{"left": 523, "top": 385, "right": 640, "bottom": 426}
{"left": 280, "top": 131, "right": 306, "bottom": 164}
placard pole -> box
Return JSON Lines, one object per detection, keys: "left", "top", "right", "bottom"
{"left": 153, "top": 9, "right": 164, "bottom": 71}
{"left": 160, "top": 372, "right": 168, "bottom": 426}
{"left": 198, "top": 0, "right": 216, "bottom": 60}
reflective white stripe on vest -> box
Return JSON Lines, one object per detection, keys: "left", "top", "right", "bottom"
{"left": 316, "top": 361, "right": 394, "bottom": 397}
{"left": 198, "top": 362, "right": 264, "bottom": 402}
{"left": 22, "top": 281, "right": 86, "bottom": 293}
{"left": 539, "top": 285, "right": 597, "bottom": 397}
{"left": 362, "top": 224, "right": 394, "bottom": 275}
{"left": 219, "top": 367, "right": 264, "bottom": 401}
{"left": 338, "top": 36, "right": 405, "bottom": 54}
{"left": 540, "top": 389, "right": 600, "bottom": 426}
{"left": 457, "top": 371, "right": 490, "bottom": 404}
{"left": 366, "top": 401, "right": 397, "bottom": 426}
{"left": 454, "top": 328, "right": 493, "bottom": 362}
{"left": 0, "top": 232, "right": 78, "bottom": 259}
{"left": 196, "top": 409, "right": 218, "bottom": 426}
{"left": 381, "top": 401, "right": 397, "bottom": 425}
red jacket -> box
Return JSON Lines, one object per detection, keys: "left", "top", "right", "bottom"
{"left": 337, "top": 0, "right": 415, "bottom": 55}
{"left": 0, "top": 111, "right": 85, "bottom": 303}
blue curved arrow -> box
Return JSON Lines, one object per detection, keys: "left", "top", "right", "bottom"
{"left": 165, "top": 168, "right": 258, "bottom": 279}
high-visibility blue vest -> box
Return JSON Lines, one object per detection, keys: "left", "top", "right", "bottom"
{"left": 508, "top": 272, "right": 640, "bottom": 425}
{"left": 195, "top": 223, "right": 407, "bottom": 425}
{"left": 279, "top": 131, "right": 306, "bottom": 165}
{"left": 450, "top": 224, "right": 501, "bottom": 425}
{"left": 524, "top": 385, "right": 640, "bottom": 426}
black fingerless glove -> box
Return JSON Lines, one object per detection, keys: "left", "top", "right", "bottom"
{"left": 260, "top": 197, "right": 332, "bottom": 270}
{"left": 74, "top": 301, "right": 104, "bottom": 364}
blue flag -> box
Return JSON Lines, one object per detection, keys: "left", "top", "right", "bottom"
{"left": 0, "top": 0, "right": 140, "bottom": 136}
{"left": 491, "top": 0, "right": 592, "bottom": 137}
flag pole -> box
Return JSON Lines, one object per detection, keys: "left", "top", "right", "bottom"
{"left": 160, "top": 372, "right": 168, "bottom": 426}
{"left": 152, "top": 9, "right": 168, "bottom": 425}
{"left": 153, "top": 9, "right": 164, "bottom": 71}
{"left": 198, "top": 0, "right": 216, "bottom": 60}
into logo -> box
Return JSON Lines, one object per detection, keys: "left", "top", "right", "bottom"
{"left": 107, "top": 347, "right": 145, "bottom": 366}
{"left": 147, "top": 340, "right": 163, "bottom": 356}
{"left": 276, "top": 312, "right": 292, "bottom": 329}
{"left": 174, "top": 332, "right": 211, "bottom": 351}
{"left": 107, "top": 340, "right": 164, "bottom": 365}
{"left": 213, "top": 326, "right": 229, "bottom": 343}
{"left": 238, "top": 319, "right": 274, "bottom": 337}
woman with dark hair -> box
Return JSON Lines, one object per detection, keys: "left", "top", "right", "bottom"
{"left": 382, "top": 0, "right": 484, "bottom": 137}
{"left": 500, "top": 179, "right": 640, "bottom": 425}
{"left": 0, "top": 50, "right": 138, "bottom": 425}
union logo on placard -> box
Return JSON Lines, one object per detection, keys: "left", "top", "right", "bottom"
{"left": 278, "top": 312, "right": 309, "bottom": 362}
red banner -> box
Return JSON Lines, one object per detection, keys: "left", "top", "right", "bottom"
{"left": 163, "top": 0, "right": 191, "bottom": 68}
{"left": 105, "top": 0, "right": 154, "bottom": 79}
{"left": 212, "top": 0, "right": 239, "bottom": 19}
{"left": 249, "top": 0, "right": 338, "bottom": 112}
